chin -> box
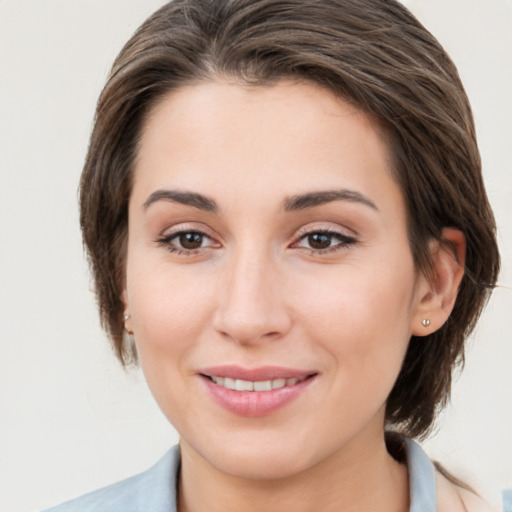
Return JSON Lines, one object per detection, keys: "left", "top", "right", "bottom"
{"left": 208, "top": 443, "right": 314, "bottom": 480}
{"left": 181, "top": 424, "right": 343, "bottom": 481}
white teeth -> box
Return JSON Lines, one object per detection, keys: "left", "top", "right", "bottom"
{"left": 236, "top": 379, "right": 254, "bottom": 391}
{"left": 210, "top": 376, "right": 306, "bottom": 391}
{"left": 211, "top": 376, "right": 225, "bottom": 386}
{"left": 224, "top": 377, "right": 236, "bottom": 390}
{"left": 254, "top": 380, "right": 272, "bottom": 391}
{"left": 271, "top": 378, "right": 286, "bottom": 389}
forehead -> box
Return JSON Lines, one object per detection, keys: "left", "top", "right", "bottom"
{"left": 133, "top": 80, "right": 402, "bottom": 214}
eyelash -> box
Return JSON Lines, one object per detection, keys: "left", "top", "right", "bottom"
{"left": 156, "top": 230, "right": 218, "bottom": 256}
{"left": 293, "top": 228, "right": 357, "bottom": 254}
{"left": 155, "top": 227, "right": 357, "bottom": 256}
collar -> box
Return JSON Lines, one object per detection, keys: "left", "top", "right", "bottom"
{"left": 405, "top": 438, "right": 437, "bottom": 512}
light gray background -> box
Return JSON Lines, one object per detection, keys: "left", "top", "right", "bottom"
{"left": 0, "top": 1, "right": 510, "bottom": 511}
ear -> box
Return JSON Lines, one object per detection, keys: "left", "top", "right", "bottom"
{"left": 411, "top": 228, "right": 466, "bottom": 336}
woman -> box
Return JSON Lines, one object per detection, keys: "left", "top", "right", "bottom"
{"left": 43, "top": 0, "right": 500, "bottom": 511}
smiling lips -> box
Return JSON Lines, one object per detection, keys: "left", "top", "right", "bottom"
{"left": 199, "top": 366, "right": 317, "bottom": 417}
{"left": 209, "top": 375, "right": 305, "bottom": 391}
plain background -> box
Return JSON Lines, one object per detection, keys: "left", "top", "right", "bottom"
{"left": 0, "top": 1, "right": 510, "bottom": 511}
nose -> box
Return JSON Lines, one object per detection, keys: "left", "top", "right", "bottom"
{"left": 213, "top": 247, "right": 293, "bottom": 346}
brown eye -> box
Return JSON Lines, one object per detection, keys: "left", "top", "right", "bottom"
{"left": 157, "top": 228, "right": 220, "bottom": 255}
{"left": 178, "top": 232, "right": 204, "bottom": 249}
{"left": 307, "top": 233, "right": 333, "bottom": 249}
{"left": 294, "top": 229, "right": 357, "bottom": 254}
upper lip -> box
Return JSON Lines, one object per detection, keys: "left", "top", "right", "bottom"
{"left": 198, "top": 365, "right": 317, "bottom": 381}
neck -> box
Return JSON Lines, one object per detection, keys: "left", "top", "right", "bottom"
{"left": 177, "top": 430, "right": 409, "bottom": 512}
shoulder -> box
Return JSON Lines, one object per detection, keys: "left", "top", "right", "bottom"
{"left": 41, "top": 446, "right": 180, "bottom": 512}
{"left": 404, "top": 438, "right": 493, "bottom": 512}
{"left": 436, "top": 469, "right": 493, "bottom": 512}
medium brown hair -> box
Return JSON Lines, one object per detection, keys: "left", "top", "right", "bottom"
{"left": 80, "top": 0, "right": 500, "bottom": 439}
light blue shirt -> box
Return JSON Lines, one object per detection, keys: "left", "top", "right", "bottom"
{"left": 43, "top": 438, "right": 436, "bottom": 512}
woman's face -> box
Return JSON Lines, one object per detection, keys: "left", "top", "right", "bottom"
{"left": 124, "top": 81, "right": 427, "bottom": 479}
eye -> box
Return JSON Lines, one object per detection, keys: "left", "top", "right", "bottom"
{"left": 293, "top": 229, "right": 356, "bottom": 253}
{"left": 175, "top": 231, "right": 207, "bottom": 250}
{"left": 156, "top": 229, "right": 218, "bottom": 254}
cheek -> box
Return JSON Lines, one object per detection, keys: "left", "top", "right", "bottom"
{"left": 293, "top": 257, "right": 416, "bottom": 372}
{"left": 126, "top": 256, "right": 217, "bottom": 361}
{"left": 124, "top": 259, "right": 219, "bottom": 423}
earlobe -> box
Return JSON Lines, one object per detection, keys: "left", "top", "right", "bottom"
{"left": 123, "top": 313, "right": 134, "bottom": 335}
{"left": 412, "top": 228, "right": 466, "bottom": 336}
{"left": 121, "top": 289, "right": 133, "bottom": 335}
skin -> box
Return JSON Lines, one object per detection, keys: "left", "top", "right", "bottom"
{"left": 123, "top": 80, "right": 464, "bottom": 512}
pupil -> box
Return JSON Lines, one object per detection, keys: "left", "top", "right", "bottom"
{"left": 308, "top": 233, "right": 331, "bottom": 249}
{"left": 179, "top": 232, "right": 203, "bottom": 249}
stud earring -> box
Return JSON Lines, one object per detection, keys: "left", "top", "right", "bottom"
{"left": 422, "top": 319, "right": 431, "bottom": 327}
{"left": 123, "top": 313, "right": 133, "bottom": 335}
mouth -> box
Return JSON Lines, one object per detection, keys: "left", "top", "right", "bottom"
{"left": 203, "top": 374, "right": 312, "bottom": 391}
{"left": 198, "top": 366, "right": 318, "bottom": 417}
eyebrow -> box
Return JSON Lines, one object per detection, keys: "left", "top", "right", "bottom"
{"left": 284, "top": 189, "right": 378, "bottom": 211}
{"left": 143, "top": 189, "right": 218, "bottom": 212}
{"left": 143, "top": 187, "right": 378, "bottom": 214}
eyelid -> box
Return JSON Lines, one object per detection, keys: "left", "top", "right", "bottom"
{"left": 155, "top": 222, "right": 222, "bottom": 254}
{"left": 158, "top": 222, "right": 218, "bottom": 239}
{"left": 293, "top": 222, "right": 357, "bottom": 240}
{"left": 290, "top": 223, "right": 358, "bottom": 253}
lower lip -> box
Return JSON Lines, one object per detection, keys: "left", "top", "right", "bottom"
{"left": 201, "top": 375, "right": 316, "bottom": 417}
